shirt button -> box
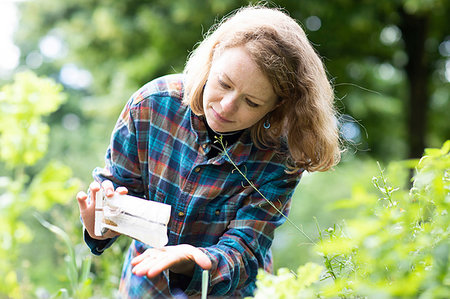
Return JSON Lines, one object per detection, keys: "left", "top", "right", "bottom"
{"left": 194, "top": 167, "right": 201, "bottom": 173}
{"left": 215, "top": 209, "right": 220, "bottom": 216}
{"left": 178, "top": 211, "right": 185, "bottom": 217}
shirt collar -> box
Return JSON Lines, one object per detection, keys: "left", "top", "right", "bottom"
{"left": 189, "top": 109, "right": 253, "bottom": 165}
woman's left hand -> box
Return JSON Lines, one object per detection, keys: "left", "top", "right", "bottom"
{"left": 131, "top": 244, "right": 212, "bottom": 278}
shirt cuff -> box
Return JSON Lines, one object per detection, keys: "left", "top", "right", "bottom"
{"left": 84, "top": 229, "right": 117, "bottom": 255}
{"left": 183, "top": 264, "right": 207, "bottom": 296}
{"left": 184, "top": 248, "right": 214, "bottom": 296}
{"left": 168, "top": 271, "right": 192, "bottom": 295}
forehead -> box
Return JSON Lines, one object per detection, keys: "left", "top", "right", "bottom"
{"left": 210, "top": 47, "right": 275, "bottom": 97}
{"left": 211, "top": 47, "right": 258, "bottom": 73}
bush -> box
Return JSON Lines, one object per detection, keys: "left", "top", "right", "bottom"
{"left": 252, "top": 141, "right": 449, "bottom": 298}
{"left": 0, "top": 71, "right": 81, "bottom": 298}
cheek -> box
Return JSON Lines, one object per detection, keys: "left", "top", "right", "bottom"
{"left": 202, "top": 84, "right": 212, "bottom": 102}
{"left": 246, "top": 108, "right": 273, "bottom": 126}
{"left": 239, "top": 111, "right": 262, "bottom": 126}
{"left": 202, "top": 89, "right": 211, "bottom": 109}
{"left": 203, "top": 87, "right": 220, "bottom": 107}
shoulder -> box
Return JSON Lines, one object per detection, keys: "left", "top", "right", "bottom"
{"left": 252, "top": 150, "right": 295, "bottom": 176}
{"left": 130, "top": 74, "right": 185, "bottom": 107}
{"left": 231, "top": 134, "right": 302, "bottom": 185}
{"left": 254, "top": 136, "right": 302, "bottom": 172}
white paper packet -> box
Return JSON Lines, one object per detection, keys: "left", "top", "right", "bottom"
{"left": 94, "top": 189, "right": 171, "bottom": 248}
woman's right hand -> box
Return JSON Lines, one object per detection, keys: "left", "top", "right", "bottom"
{"left": 76, "top": 180, "right": 128, "bottom": 240}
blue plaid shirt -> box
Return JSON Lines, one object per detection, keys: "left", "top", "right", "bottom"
{"left": 86, "top": 74, "right": 302, "bottom": 298}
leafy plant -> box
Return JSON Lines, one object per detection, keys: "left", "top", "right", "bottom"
{"left": 252, "top": 263, "right": 324, "bottom": 299}
{"left": 0, "top": 71, "right": 80, "bottom": 298}
{"left": 34, "top": 214, "right": 93, "bottom": 299}
{"left": 248, "top": 141, "right": 449, "bottom": 298}
{"left": 0, "top": 71, "right": 66, "bottom": 167}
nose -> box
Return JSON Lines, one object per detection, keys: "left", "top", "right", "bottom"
{"left": 220, "top": 92, "right": 239, "bottom": 115}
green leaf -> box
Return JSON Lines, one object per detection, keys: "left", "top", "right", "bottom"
{"left": 0, "top": 71, "right": 66, "bottom": 168}
{"left": 28, "top": 161, "right": 80, "bottom": 211}
{"left": 34, "top": 213, "right": 78, "bottom": 293}
{"left": 296, "top": 263, "right": 323, "bottom": 288}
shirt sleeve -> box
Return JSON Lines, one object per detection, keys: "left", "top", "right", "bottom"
{"left": 84, "top": 229, "right": 118, "bottom": 255}
{"left": 92, "top": 95, "right": 147, "bottom": 196}
{"left": 85, "top": 94, "right": 148, "bottom": 254}
{"left": 184, "top": 171, "right": 301, "bottom": 296}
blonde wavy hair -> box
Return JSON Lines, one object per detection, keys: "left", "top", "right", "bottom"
{"left": 183, "top": 6, "right": 341, "bottom": 172}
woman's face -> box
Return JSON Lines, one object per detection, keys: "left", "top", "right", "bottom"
{"left": 202, "top": 46, "right": 278, "bottom": 133}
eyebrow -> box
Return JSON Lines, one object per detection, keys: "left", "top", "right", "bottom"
{"left": 221, "top": 73, "right": 267, "bottom": 103}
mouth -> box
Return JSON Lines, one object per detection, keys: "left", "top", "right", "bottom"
{"left": 211, "top": 108, "right": 232, "bottom": 123}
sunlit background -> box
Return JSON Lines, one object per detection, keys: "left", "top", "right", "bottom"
{"left": 2, "top": 2, "right": 450, "bottom": 81}
{"left": 1, "top": 0, "right": 92, "bottom": 89}
{"left": 0, "top": 0, "right": 449, "bottom": 297}
{"left": 0, "top": 1, "right": 20, "bottom": 74}
{"left": 1, "top": 1, "right": 448, "bottom": 144}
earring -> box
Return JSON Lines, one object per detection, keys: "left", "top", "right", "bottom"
{"left": 263, "top": 118, "right": 271, "bottom": 129}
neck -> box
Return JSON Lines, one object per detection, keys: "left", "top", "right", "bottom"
{"left": 209, "top": 127, "right": 242, "bottom": 136}
{"left": 203, "top": 118, "right": 242, "bottom": 137}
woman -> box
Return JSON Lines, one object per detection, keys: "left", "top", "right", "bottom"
{"left": 77, "top": 5, "right": 340, "bottom": 298}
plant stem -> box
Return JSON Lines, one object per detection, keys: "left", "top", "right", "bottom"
{"left": 215, "top": 136, "right": 315, "bottom": 245}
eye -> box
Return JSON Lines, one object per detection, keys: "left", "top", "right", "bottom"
{"left": 246, "top": 98, "right": 260, "bottom": 108}
{"left": 218, "top": 79, "right": 231, "bottom": 89}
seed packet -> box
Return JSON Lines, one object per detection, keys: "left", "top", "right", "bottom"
{"left": 94, "top": 189, "right": 171, "bottom": 247}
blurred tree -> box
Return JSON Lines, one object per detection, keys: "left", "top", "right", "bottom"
{"left": 15, "top": 0, "right": 250, "bottom": 92}
{"left": 13, "top": 0, "right": 254, "bottom": 181}
{"left": 277, "top": 0, "right": 449, "bottom": 160}
{"left": 14, "top": 0, "right": 449, "bottom": 164}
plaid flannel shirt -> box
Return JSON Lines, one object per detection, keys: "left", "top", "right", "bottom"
{"left": 86, "top": 74, "right": 302, "bottom": 298}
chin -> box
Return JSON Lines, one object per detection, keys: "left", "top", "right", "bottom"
{"left": 210, "top": 122, "right": 232, "bottom": 133}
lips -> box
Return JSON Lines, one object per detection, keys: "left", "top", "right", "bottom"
{"left": 212, "top": 108, "right": 232, "bottom": 123}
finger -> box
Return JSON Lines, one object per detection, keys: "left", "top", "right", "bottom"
{"left": 131, "top": 253, "right": 147, "bottom": 266}
{"left": 192, "top": 249, "right": 212, "bottom": 270}
{"left": 89, "top": 181, "right": 101, "bottom": 192}
{"left": 116, "top": 186, "right": 128, "bottom": 195}
{"left": 132, "top": 255, "right": 160, "bottom": 276}
{"left": 88, "top": 181, "right": 101, "bottom": 206}
{"left": 76, "top": 191, "right": 88, "bottom": 210}
{"left": 103, "top": 229, "right": 120, "bottom": 239}
{"left": 144, "top": 256, "right": 176, "bottom": 279}
{"left": 131, "top": 248, "right": 159, "bottom": 266}
{"left": 102, "top": 180, "right": 115, "bottom": 197}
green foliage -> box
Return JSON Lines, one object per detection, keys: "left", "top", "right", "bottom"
{"left": 251, "top": 263, "right": 324, "bottom": 299}
{"left": 35, "top": 214, "right": 93, "bottom": 299}
{"left": 0, "top": 71, "right": 66, "bottom": 167}
{"left": 272, "top": 157, "right": 381, "bottom": 270}
{"left": 5, "top": 0, "right": 449, "bottom": 297}
{"left": 13, "top": 0, "right": 449, "bottom": 170}
{"left": 253, "top": 141, "right": 450, "bottom": 298}
{"left": 0, "top": 72, "right": 81, "bottom": 298}
{"left": 16, "top": 0, "right": 251, "bottom": 93}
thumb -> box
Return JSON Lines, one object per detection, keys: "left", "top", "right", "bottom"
{"left": 192, "top": 249, "right": 212, "bottom": 270}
